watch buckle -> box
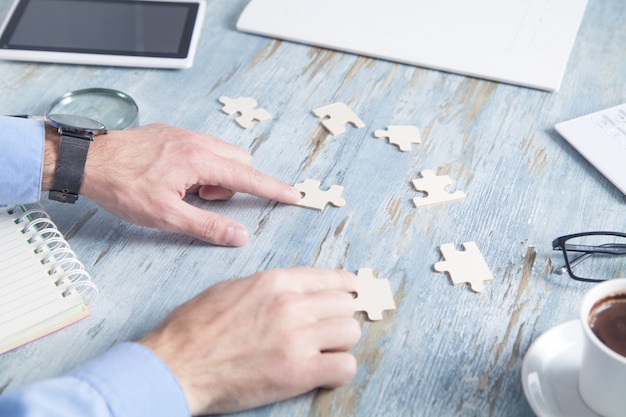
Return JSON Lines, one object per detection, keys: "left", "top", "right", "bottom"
{"left": 49, "top": 190, "right": 79, "bottom": 204}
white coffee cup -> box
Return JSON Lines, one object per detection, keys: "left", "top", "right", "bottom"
{"left": 578, "top": 278, "right": 626, "bottom": 417}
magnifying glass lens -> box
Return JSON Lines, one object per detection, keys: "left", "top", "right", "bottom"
{"left": 45, "top": 88, "right": 139, "bottom": 130}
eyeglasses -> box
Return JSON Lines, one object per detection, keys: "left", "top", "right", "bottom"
{"left": 553, "top": 232, "right": 626, "bottom": 282}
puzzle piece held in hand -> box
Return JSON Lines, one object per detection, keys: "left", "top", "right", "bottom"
{"left": 412, "top": 170, "right": 466, "bottom": 207}
{"left": 294, "top": 179, "right": 346, "bottom": 211}
{"left": 312, "top": 102, "right": 365, "bottom": 136}
{"left": 354, "top": 268, "right": 396, "bottom": 321}
{"left": 374, "top": 125, "right": 422, "bottom": 151}
{"left": 434, "top": 242, "right": 494, "bottom": 293}
{"left": 218, "top": 96, "right": 272, "bottom": 129}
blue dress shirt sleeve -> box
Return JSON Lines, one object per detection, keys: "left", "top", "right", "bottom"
{"left": 0, "top": 119, "right": 190, "bottom": 416}
{"left": 0, "top": 342, "right": 189, "bottom": 417}
{"left": 0, "top": 116, "right": 45, "bottom": 205}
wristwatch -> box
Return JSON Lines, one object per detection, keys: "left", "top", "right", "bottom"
{"left": 46, "top": 114, "right": 107, "bottom": 204}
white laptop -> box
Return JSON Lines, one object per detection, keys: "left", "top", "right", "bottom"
{"left": 237, "top": 0, "right": 588, "bottom": 92}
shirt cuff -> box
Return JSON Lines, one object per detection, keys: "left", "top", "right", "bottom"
{"left": 67, "top": 342, "right": 189, "bottom": 417}
{"left": 0, "top": 116, "right": 45, "bottom": 205}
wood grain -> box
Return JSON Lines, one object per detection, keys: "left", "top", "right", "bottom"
{"left": 0, "top": 1, "right": 624, "bottom": 416}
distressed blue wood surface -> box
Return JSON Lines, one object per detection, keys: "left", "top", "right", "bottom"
{"left": 0, "top": 1, "right": 624, "bottom": 416}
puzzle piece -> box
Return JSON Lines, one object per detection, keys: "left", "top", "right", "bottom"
{"left": 312, "top": 102, "right": 365, "bottom": 136}
{"left": 374, "top": 125, "right": 422, "bottom": 151}
{"left": 294, "top": 179, "right": 345, "bottom": 211}
{"left": 354, "top": 268, "right": 396, "bottom": 321}
{"left": 218, "top": 96, "right": 272, "bottom": 129}
{"left": 412, "top": 170, "right": 466, "bottom": 207}
{"left": 434, "top": 242, "right": 494, "bottom": 292}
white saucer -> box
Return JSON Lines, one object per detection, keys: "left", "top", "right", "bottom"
{"left": 521, "top": 320, "right": 600, "bottom": 417}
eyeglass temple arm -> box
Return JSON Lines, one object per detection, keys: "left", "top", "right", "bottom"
{"left": 556, "top": 252, "right": 592, "bottom": 275}
{"left": 562, "top": 243, "right": 626, "bottom": 255}
{"left": 555, "top": 243, "right": 626, "bottom": 275}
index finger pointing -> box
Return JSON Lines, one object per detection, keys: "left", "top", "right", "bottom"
{"left": 194, "top": 156, "right": 301, "bottom": 204}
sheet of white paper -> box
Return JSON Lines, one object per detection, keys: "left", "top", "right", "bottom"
{"left": 237, "top": 0, "right": 588, "bottom": 91}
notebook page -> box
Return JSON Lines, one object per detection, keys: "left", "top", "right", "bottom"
{"left": 0, "top": 207, "right": 89, "bottom": 354}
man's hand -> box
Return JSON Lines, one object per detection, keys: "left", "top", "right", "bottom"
{"left": 138, "top": 268, "right": 361, "bottom": 415}
{"left": 44, "top": 123, "right": 301, "bottom": 246}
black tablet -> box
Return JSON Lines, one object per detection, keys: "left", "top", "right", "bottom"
{"left": 0, "top": 0, "right": 205, "bottom": 68}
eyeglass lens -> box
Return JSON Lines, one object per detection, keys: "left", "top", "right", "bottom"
{"left": 562, "top": 234, "right": 626, "bottom": 281}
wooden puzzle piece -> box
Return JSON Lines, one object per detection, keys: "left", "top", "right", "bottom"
{"left": 374, "top": 125, "right": 422, "bottom": 151}
{"left": 294, "top": 179, "right": 346, "bottom": 211}
{"left": 412, "top": 170, "right": 466, "bottom": 207}
{"left": 354, "top": 268, "right": 396, "bottom": 321}
{"left": 312, "top": 102, "right": 365, "bottom": 136}
{"left": 434, "top": 242, "right": 494, "bottom": 293}
{"left": 218, "top": 96, "right": 272, "bottom": 129}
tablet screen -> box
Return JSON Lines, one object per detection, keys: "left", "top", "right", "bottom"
{"left": 0, "top": 0, "right": 200, "bottom": 58}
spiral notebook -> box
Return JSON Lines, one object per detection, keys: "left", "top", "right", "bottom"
{"left": 0, "top": 205, "right": 97, "bottom": 355}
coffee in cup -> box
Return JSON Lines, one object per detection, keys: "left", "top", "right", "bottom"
{"left": 588, "top": 292, "right": 626, "bottom": 358}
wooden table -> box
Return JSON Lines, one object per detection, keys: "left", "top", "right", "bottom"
{"left": 1, "top": 1, "right": 624, "bottom": 416}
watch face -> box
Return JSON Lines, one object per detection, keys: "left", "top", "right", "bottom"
{"left": 47, "top": 113, "right": 106, "bottom": 134}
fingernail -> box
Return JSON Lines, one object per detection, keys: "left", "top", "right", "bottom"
{"left": 225, "top": 226, "right": 248, "bottom": 246}
{"left": 290, "top": 186, "right": 303, "bottom": 201}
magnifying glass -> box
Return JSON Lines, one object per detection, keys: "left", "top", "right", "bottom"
{"left": 44, "top": 88, "right": 139, "bottom": 130}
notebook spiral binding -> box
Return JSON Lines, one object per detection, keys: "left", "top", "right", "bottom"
{"left": 12, "top": 205, "right": 98, "bottom": 304}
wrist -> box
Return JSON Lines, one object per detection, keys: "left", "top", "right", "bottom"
{"left": 138, "top": 335, "right": 210, "bottom": 416}
{"left": 45, "top": 115, "right": 107, "bottom": 203}
{"left": 42, "top": 124, "right": 59, "bottom": 191}
{"left": 79, "top": 129, "right": 117, "bottom": 201}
